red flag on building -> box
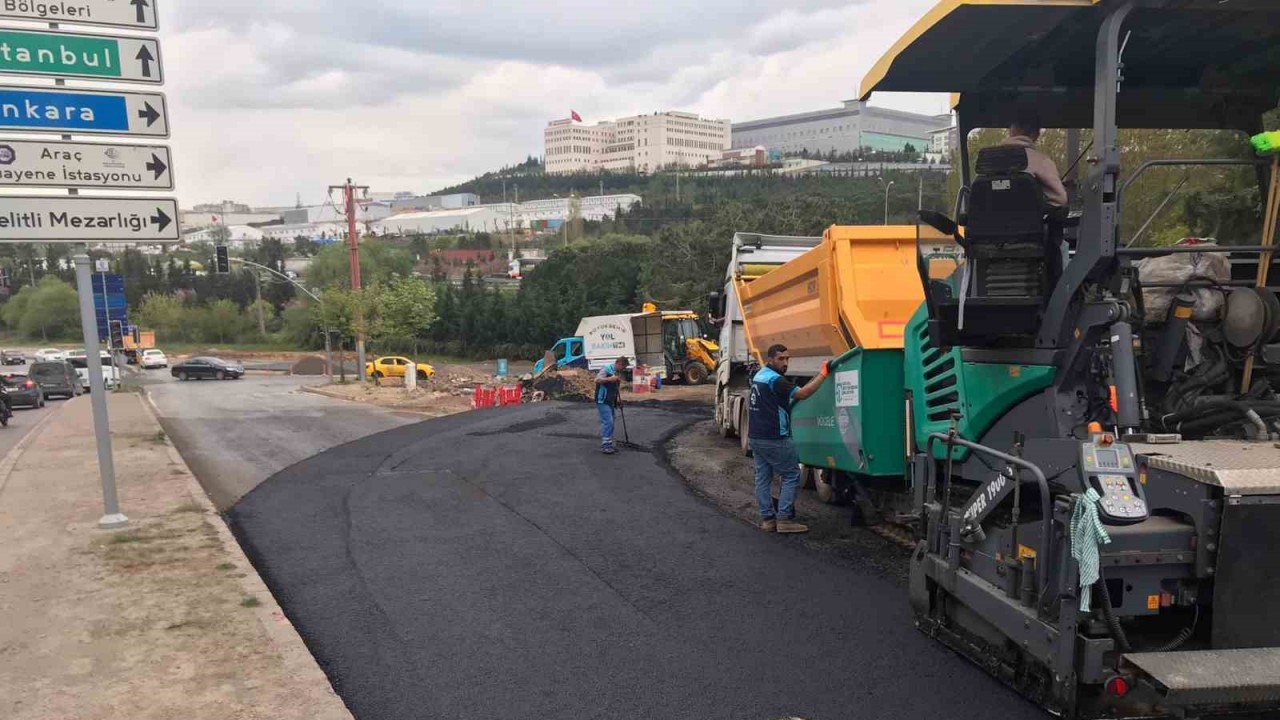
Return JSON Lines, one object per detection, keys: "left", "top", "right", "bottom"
{"left": 571, "top": 110, "right": 582, "bottom": 122}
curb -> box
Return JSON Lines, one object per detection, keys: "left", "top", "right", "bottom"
{"left": 0, "top": 403, "right": 61, "bottom": 499}
{"left": 135, "top": 389, "right": 352, "bottom": 716}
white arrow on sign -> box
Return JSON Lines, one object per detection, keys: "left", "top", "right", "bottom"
{"left": 0, "top": 85, "right": 168, "bottom": 137}
{"left": 0, "top": 0, "right": 158, "bottom": 31}
{"left": 0, "top": 196, "right": 179, "bottom": 242}
{"left": 0, "top": 140, "right": 172, "bottom": 190}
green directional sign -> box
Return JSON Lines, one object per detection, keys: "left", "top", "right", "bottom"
{"left": 0, "top": 28, "right": 162, "bottom": 84}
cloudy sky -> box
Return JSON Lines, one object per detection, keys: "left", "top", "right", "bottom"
{"left": 166, "top": 0, "right": 947, "bottom": 207}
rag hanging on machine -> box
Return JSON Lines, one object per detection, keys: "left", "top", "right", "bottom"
{"left": 1070, "top": 489, "right": 1111, "bottom": 611}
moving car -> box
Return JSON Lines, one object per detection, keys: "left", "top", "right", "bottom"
{"left": 66, "top": 353, "right": 122, "bottom": 392}
{"left": 171, "top": 357, "right": 245, "bottom": 381}
{"left": 1, "top": 373, "right": 44, "bottom": 408}
{"left": 140, "top": 349, "right": 168, "bottom": 369}
{"left": 365, "top": 356, "right": 436, "bottom": 381}
{"left": 1, "top": 350, "right": 26, "bottom": 366}
{"left": 28, "top": 361, "right": 80, "bottom": 400}
{"left": 34, "top": 348, "right": 66, "bottom": 362}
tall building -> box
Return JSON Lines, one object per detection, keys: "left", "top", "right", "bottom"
{"left": 544, "top": 111, "right": 731, "bottom": 175}
{"left": 731, "top": 100, "right": 950, "bottom": 157}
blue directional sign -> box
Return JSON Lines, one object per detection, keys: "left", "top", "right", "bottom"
{"left": 92, "top": 273, "right": 128, "bottom": 339}
{"left": 0, "top": 85, "right": 168, "bottom": 137}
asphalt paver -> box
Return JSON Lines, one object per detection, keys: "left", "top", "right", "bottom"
{"left": 228, "top": 401, "right": 1046, "bottom": 720}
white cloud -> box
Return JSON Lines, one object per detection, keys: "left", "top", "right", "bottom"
{"left": 164, "top": 0, "right": 947, "bottom": 207}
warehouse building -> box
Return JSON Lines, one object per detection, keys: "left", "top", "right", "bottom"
{"left": 731, "top": 100, "right": 950, "bottom": 157}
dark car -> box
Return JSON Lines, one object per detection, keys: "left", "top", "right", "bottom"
{"left": 28, "top": 361, "right": 80, "bottom": 400}
{"left": 1, "top": 350, "right": 26, "bottom": 366}
{"left": 1, "top": 373, "right": 44, "bottom": 408}
{"left": 171, "top": 357, "right": 245, "bottom": 381}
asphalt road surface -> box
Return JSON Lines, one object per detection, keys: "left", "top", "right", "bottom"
{"left": 228, "top": 400, "right": 1046, "bottom": 720}
{"left": 138, "top": 372, "right": 419, "bottom": 510}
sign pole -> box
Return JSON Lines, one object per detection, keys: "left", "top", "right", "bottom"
{"left": 74, "top": 251, "right": 126, "bottom": 529}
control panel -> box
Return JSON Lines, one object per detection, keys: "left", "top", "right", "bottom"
{"left": 1080, "top": 440, "right": 1149, "bottom": 524}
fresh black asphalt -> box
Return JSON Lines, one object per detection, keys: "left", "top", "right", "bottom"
{"left": 228, "top": 401, "right": 1046, "bottom": 720}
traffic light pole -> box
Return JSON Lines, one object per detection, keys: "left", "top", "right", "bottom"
{"left": 232, "top": 258, "right": 333, "bottom": 380}
{"left": 73, "top": 251, "right": 126, "bottom": 530}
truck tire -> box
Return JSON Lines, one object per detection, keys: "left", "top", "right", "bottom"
{"left": 739, "top": 405, "right": 752, "bottom": 456}
{"left": 814, "top": 468, "right": 837, "bottom": 504}
{"left": 685, "top": 362, "right": 709, "bottom": 385}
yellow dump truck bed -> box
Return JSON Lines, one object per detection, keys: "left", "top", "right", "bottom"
{"left": 737, "top": 224, "right": 952, "bottom": 374}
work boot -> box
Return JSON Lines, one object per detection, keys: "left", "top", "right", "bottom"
{"left": 760, "top": 518, "right": 777, "bottom": 533}
{"left": 775, "top": 518, "right": 809, "bottom": 534}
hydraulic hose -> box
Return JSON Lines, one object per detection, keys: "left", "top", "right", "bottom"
{"left": 1146, "top": 605, "right": 1200, "bottom": 654}
{"left": 1094, "top": 575, "right": 1132, "bottom": 654}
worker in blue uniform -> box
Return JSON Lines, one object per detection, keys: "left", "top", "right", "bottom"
{"left": 595, "top": 356, "right": 629, "bottom": 455}
{"left": 750, "top": 344, "right": 829, "bottom": 533}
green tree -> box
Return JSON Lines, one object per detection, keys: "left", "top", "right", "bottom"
{"left": 136, "top": 292, "right": 187, "bottom": 341}
{"left": 371, "top": 276, "right": 437, "bottom": 350}
{"left": 5, "top": 277, "right": 80, "bottom": 340}
{"left": 199, "top": 299, "right": 246, "bottom": 344}
{"left": 305, "top": 239, "right": 415, "bottom": 289}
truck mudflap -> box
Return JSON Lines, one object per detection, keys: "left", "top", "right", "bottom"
{"left": 1121, "top": 648, "right": 1280, "bottom": 708}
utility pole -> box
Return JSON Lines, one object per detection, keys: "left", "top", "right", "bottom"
{"left": 330, "top": 178, "right": 370, "bottom": 381}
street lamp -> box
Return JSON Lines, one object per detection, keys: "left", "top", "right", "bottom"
{"left": 883, "top": 179, "right": 896, "bottom": 225}
{"left": 232, "top": 258, "right": 333, "bottom": 380}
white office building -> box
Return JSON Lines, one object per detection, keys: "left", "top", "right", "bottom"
{"left": 732, "top": 100, "right": 950, "bottom": 157}
{"left": 545, "top": 111, "right": 731, "bottom": 175}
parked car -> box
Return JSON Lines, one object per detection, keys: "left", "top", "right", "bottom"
{"left": 1, "top": 350, "right": 26, "bottom": 366}
{"left": 365, "top": 356, "right": 436, "bottom": 381}
{"left": 140, "top": 349, "right": 168, "bottom": 369}
{"left": 34, "top": 348, "right": 66, "bottom": 362}
{"left": 28, "top": 361, "right": 80, "bottom": 400}
{"left": 171, "top": 357, "right": 245, "bottom": 381}
{"left": 66, "top": 353, "right": 122, "bottom": 392}
{"left": 1, "top": 373, "right": 44, "bottom": 408}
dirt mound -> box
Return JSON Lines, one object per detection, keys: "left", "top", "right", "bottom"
{"left": 531, "top": 368, "right": 598, "bottom": 402}
{"left": 291, "top": 356, "right": 328, "bottom": 376}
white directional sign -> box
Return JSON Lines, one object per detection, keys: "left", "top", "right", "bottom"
{"left": 0, "top": 0, "right": 158, "bottom": 31}
{"left": 0, "top": 195, "right": 178, "bottom": 242}
{"left": 0, "top": 85, "right": 167, "bottom": 137}
{"left": 0, "top": 28, "right": 163, "bottom": 84}
{"left": 0, "top": 140, "right": 172, "bottom": 189}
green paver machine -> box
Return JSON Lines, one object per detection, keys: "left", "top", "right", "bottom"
{"left": 787, "top": 1, "right": 1280, "bottom": 717}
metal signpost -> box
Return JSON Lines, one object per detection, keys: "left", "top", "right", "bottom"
{"left": 0, "top": 84, "right": 168, "bottom": 136}
{"left": 0, "top": 2, "right": 172, "bottom": 529}
{"left": 0, "top": 139, "right": 172, "bottom": 190}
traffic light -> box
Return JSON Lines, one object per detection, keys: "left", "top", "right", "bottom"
{"left": 215, "top": 245, "right": 230, "bottom": 274}
{"left": 109, "top": 320, "right": 125, "bottom": 350}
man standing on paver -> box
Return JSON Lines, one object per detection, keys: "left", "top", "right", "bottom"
{"left": 750, "top": 344, "right": 829, "bottom": 533}
{"left": 595, "top": 356, "right": 629, "bottom": 455}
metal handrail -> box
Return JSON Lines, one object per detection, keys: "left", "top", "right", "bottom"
{"left": 924, "top": 432, "right": 1054, "bottom": 604}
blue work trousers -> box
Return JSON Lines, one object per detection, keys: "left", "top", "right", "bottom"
{"left": 750, "top": 437, "right": 801, "bottom": 521}
{"left": 597, "top": 403, "right": 615, "bottom": 450}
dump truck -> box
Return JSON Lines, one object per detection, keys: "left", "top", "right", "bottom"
{"left": 710, "top": 233, "right": 822, "bottom": 446}
{"left": 729, "top": 225, "right": 955, "bottom": 497}
{"left": 726, "top": 2, "right": 1280, "bottom": 718}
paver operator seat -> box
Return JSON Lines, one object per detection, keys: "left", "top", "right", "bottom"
{"left": 927, "top": 144, "right": 1067, "bottom": 347}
